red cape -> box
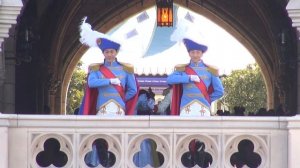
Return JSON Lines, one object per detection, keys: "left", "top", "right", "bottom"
{"left": 170, "top": 84, "right": 182, "bottom": 116}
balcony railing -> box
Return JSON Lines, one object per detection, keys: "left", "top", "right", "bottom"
{"left": 1, "top": 114, "right": 300, "bottom": 168}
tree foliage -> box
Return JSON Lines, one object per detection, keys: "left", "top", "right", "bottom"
{"left": 220, "top": 63, "right": 267, "bottom": 114}
{"left": 66, "top": 61, "right": 86, "bottom": 114}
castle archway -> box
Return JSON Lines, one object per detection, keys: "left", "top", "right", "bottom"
{"left": 11, "top": 0, "right": 297, "bottom": 114}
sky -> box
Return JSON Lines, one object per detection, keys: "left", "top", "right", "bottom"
{"left": 80, "top": 4, "right": 256, "bottom": 75}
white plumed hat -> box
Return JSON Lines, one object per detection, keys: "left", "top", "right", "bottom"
{"left": 79, "top": 17, "right": 121, "bottom": 52}
{"left": 170, "top": 14, "right": 208, "bottom": 52}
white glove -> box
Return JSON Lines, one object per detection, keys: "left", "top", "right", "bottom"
{"left": 189, "top": 75, "right": 200, "bottom": 82}
{"left": 110, "top": 78, "right": 121, "bottom": 85}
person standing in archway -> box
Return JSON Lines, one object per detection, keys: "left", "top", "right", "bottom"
{"left": 167, "top": 34, "right": 224, "bottom": 116}
{"left": 78, "top": 17, "right": 138, "bottom": 116}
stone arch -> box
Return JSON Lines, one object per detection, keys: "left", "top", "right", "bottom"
{"left": 47, "top": 0, "right": 295, "bottom": 114}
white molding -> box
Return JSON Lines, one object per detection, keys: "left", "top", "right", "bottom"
{"left": 287, "top": 0, "right": 300, "bottom": 10}
{"left": 5, "top": 115, "right": 288, "bottom": 129}
{"left": 0, "top": 0, "right": 23, "bottom": 51}
{"left": 1, "top": 0, "right": 22, "bottom": 6}
{"left": 287, "top": 0, "right": 300, "bottom": 32}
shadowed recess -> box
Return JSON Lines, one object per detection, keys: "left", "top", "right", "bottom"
{"left": 181, "top": 139, "right": 213, "bottom": 167}
{"left": 36, "top": 138, "right": 68, "bottom": 167}
{"left": 133, "top": 138, "right": 164, "bottom": 167}
{"left": 84, "top": 138, "right": 116, "bottom": 167}
{"left": 230, "top": 139, "right": 262, "bottom": 168}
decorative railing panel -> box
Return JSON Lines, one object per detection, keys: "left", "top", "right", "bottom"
{"left": 0, "top": 115, "right": 299, "bottom": 167}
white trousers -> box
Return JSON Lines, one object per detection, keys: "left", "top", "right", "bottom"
{"left": 97, "top": 100, "right": 125, "bottom": 116}
{"left": 180, "top": 100, "right": 211, "bottom": 117}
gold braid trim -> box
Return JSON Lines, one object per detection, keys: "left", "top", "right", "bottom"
{"left": 119, "top": 62, "right": 134, "bottom": 73}
{"left": 205, "top": 64, "right": 219, "bottom": 76}
{"left": 88, "top": 63, "right": 103, "bottom": 72}
{"left": 174, "top": 63, "right": 189, "bottom": 72}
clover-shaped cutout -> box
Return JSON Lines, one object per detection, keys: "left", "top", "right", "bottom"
{"left": 230, "top": 139, "right": 262, "bottom": 168}
{"left": 84, "top": 138, "right": 116, "bottom": 167}
{"left": 36, "top": 138, "right": 68, "bottom": 167}
{"left": 181, "top": 139, "right": 212, "bottom": 168}
{"left": 133, "top": 138, "right": 164, "bottom": 167}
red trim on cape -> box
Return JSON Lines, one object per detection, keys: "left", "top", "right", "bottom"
{"left": 170, "top": 84, "right": 182, "bottom": 116}
{"left": 81, "top": 82, "right": 98, "bottom": 115}
{"left": 125, "top": 77, "right": 139, "bottom": 115}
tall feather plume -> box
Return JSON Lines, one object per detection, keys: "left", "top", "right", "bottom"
{"left": 170, "top": 16, "right": 207, "bottom": 47}
{"left": 79, "top": 17, "right": 107, "bottom": 48}
{"left": 170, "top": 18, "right": 190, "bottom": 43}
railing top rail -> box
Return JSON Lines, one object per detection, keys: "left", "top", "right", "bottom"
{"left": 0, "top": 114, "right": 296, "bottom": 129}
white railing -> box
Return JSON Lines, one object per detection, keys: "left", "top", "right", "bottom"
{"left": 1, "top": 114, "right": 300, "bottom": 168}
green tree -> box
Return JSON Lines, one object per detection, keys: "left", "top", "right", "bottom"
{"left": 66, "top": 61, "right": 86, "bottom": 114}
{"left": 220, "top": 63, "right": 267, "bottom": 114}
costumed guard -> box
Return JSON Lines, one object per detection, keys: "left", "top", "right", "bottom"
{"left": 167, "top": 22, "right": 224, "bottom": 117}
{"left": 78, "top": 17, "right": 138, "bottom": 116}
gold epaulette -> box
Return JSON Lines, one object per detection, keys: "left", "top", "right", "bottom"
{"left": 119, "top": 62, "right": 134, "bottom": 73}
{"left": 88, "top": 63, "right": 102, "bottom": 72}
{"left": 175, "top": 63, "right": 189, "bottom": 71}
{"left": 206, "top": 64, "right": 219, "bottom": 76}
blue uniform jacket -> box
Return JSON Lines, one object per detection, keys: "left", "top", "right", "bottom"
{"left": 167, "top": 61, "right": 224, "bottom": 110}
{"left": 88, "top": 60, "right": 138, "bottom": 111}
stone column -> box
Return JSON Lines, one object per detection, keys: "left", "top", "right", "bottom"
{"left": 3, "top": 38, "right": 15, "bottom": 113}
{"left": 287, "top": 0, "right": 300, "bottom": 114}
{"left": 2, "top": 27, "right": 17, "bottom": 113}
{"left": 48, "top": 75, "right": 61, "bottom": 114}
{"left": 0, "top": 0, "right": 23, "bottom": 112}
{"left": 0, "top": 51, "right": 4, "bottom": 112}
